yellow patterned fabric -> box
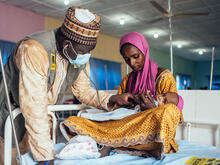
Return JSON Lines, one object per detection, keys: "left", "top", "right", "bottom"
{"left": 64, "top": 104, "right": 180, "bottom": 156}
{"left": 63, "top": 69, "right": 183, "bottom": 158}
{"left": 118, "top": 69, "right": 177, "bottom": 95}
{"left": 155, "top": 69, "right": 177, "bottom": 95}
{"left": 118, "top": 69, "right": 183, "bottom": 123}
{"left": 118, "top": 69, "right": 183, "bottom": 126}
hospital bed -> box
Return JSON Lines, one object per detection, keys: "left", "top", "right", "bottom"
{"left": 4, "top": 90, "right": 220, "bottom": 165}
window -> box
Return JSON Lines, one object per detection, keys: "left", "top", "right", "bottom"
{"left": 176, "top": 74, "right": 191, "bottom": 90}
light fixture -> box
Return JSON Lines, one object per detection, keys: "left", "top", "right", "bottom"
{"left": 177, "top": 43, "right": 182, "bottom": 48}
{"left": 153, "top": 32, "right": 159, "bottom": 38}
{"left": 120, "top": 17, "right": 125, "bottom": 25}
{"left": 198, "top": 50, "right": 203, "bottom": 55}
{"left": 64, "top": 0, "right": 69, "bottom": 5}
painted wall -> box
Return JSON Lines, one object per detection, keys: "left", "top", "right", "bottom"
{"left": 0, "top": 1, "right": 45, "bottom": 42}
{"left": 150, "top": 48, "right": 196, "bottom": 88}
{"left": 195, "top": 60, "right": 220, "bottom": 89}
{"left": 45, "top": 16, "right": 62, "bottom": 30}
{"left": 0, "top": 2, "right": 196, "bottom": 87}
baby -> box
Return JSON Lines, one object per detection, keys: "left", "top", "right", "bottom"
{"left": 135, "top": 91, "right": 183, "bottom": 111}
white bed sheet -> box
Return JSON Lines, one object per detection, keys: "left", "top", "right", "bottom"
{"left": 20, "top": 140, "right": 220, "bottom": 165}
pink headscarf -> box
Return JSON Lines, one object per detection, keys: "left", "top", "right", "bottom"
{"left": 177, "top": 94, "right": 184, "bottom": 111}
{"left": 120, "top": 32, "right": 158, "bottom": 96}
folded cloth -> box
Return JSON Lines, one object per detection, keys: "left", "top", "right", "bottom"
{"left": 19, "top": 135, "right": 100, "bottom": 165}
{"left": 79, "top": 108, "right": 138, "bottom": 121}
{"left": 56, "top": 135, "right": 100, "bottom": 160}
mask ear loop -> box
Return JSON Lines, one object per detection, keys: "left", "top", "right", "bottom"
{"left": 62, "top": 44, "right": 72, "bottom": 61}
{"left": 68, "top": 41, "right": 78, "bottom": 56}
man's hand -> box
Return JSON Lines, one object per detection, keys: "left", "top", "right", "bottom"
{"left": 37, "top": 160, "right": 54, "bottom": 165}
{"left": 108, "top": 93, "right": 138, "bottom": 109}
{"left": 139, "top": 91, "right": 156, "bottom": 111}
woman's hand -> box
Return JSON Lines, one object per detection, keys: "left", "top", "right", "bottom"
{"left": 139, "top": 91, "right": 156, "bottom": 111}
{"left": 108, "top": 93, "right": 138, "bottom": 109}
{"left": 37, "top": 160, "right": 54, "bottom": 165}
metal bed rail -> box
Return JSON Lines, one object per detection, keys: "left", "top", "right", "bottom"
{"left": 183, "top": 120, "right": 220, "bottom": 147}
{"left": 4, "top": 104, "right": 86, "bottom": 165}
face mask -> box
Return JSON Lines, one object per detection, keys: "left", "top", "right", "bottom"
{"left": 62, "top": 42, "right": 91, "bottom": 67}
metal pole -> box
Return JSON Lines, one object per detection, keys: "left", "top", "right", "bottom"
{"left": 0, "top": 49, "right": 22, "bottom": 164}
{"left": 168, "top": 0, "right": 173, "bottom": 74}
{"left": 186, "top": 122, "right": 192, "bottom": 142}
{"left": 210, "top": 47, "right": 215, "bottom": 90}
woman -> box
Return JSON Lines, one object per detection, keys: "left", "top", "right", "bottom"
{"left": 118, "top": 32, "right": 177, "bottom": 104}
{"left": 63, "top": 32, "right": 183, "bottom": 159}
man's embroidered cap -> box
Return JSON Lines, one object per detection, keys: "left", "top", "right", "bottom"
{"left": 61, "top": 6, "right": 101, "bottom": 46}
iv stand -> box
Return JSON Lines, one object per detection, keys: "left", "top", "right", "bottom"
{"left": 168, "top": 0, "right": 174, "bottom": 74}
{"left": 0, "top": 49, "right": 22, "bottom": 164}
{"left": 209, "top": 47, "right": 215, "bottom": 90}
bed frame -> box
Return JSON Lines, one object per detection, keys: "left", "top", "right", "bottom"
{"left": 4, "top": 90, "right": 220, "bottom": 165}
{"left": 4, "top": 104, "right": 86, "bottom": 165}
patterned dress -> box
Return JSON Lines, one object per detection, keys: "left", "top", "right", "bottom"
{"left": 63, "top": 69, "right": 183, "bottom": 159}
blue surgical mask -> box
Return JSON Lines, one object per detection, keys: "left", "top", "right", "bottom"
{"left": 62, "top": 42, "right": 91, "bottom": 67}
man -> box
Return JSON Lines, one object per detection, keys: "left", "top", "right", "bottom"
{"left": 0, "top": 6, "right": 135, "bottom": 165}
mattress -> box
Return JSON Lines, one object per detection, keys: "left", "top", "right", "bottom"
{"left": 20, "top": 140, "right": 220, "bottom": 165}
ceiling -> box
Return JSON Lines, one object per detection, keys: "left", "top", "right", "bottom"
{"left": 2, "top": 0, "right": 220, "bottom": 61}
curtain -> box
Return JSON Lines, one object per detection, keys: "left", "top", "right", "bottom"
{"left": 89, "top": 58, "right": 122, "bottom": 90}
{"left": 0, "top": 40, "right": 16, "bottom": 72}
